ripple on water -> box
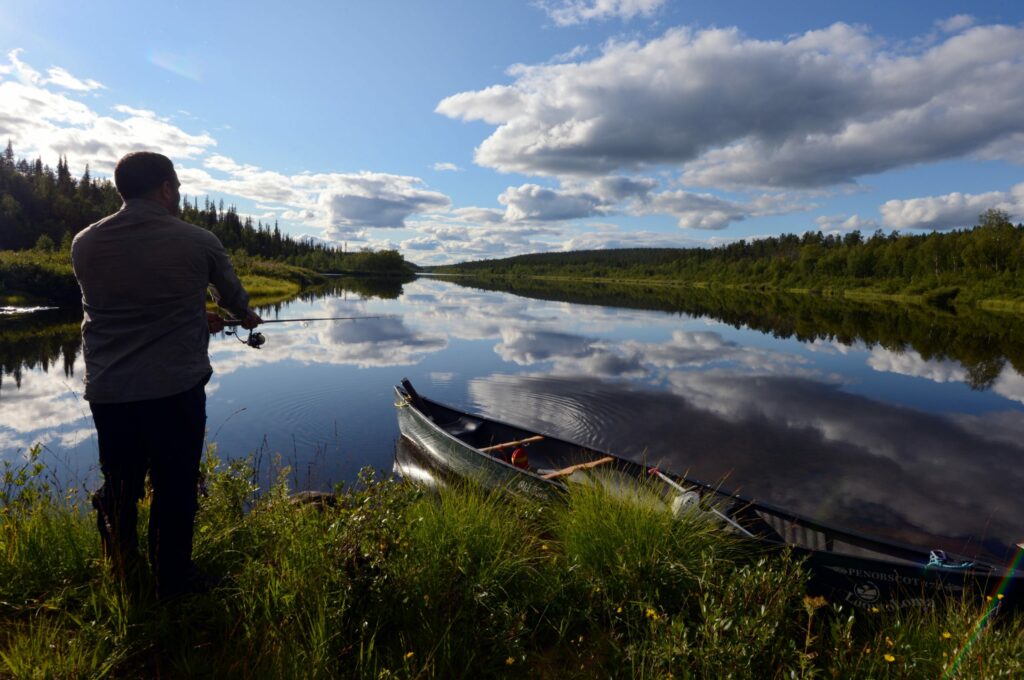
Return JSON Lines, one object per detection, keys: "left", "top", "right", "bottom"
{"left": 215, "top": 383, "right": 348, "bottom": 457}
{"left": 468, "top": 374, "right": 628, "bottom": 449}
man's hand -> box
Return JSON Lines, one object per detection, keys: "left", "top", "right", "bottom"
{"left": 240, "top": 309, "right": 263, "bottom": 329}
{"left": 207, "top": 312, "right": 225, "bottom": 334}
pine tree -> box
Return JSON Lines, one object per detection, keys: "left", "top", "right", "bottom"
{"left": 1, "top": 140, "right": 13, "bottom": 169}
{"left": 57, "top": 155, "right": 74, "bottom": 195}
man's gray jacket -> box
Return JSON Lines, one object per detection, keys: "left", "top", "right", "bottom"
{"left": 72, "top": 199, "right": 250, "bottom": 403}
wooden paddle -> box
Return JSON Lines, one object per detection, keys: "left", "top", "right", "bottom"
{"left": 479, "top": 435, "right": 544, "bottom": 452}
{"left": 542, "top": 456, "right": 615, "bottom": 480}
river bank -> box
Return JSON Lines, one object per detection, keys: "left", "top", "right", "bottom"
{"left": 0, "top": 449, "right": 1019, "bottom": 678}
{"left": 434, "top": 272, "right": 1024, "bottom": 315}
{"left": 0, "top": 250, "right": 327, "bottom": 307}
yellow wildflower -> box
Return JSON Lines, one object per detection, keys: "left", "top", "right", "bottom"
{"left": 997, "top": 593, "right": 1005, "bottom": 600}
{"left": 869, "top": 606, "right": 880, "bottom": 614}
{"left": 541, "top": 544, "right": 549, "bottom": 551}
{"left": 505, "top": 657, "right": 515, "bottom": 666}
{"left": 616, "top": 607, "right": 623, "bottom": 614}
{"left": 941, "top": 631, "right": 952, "bottom": 639}
{"left": 405, "top": 651, "right": 414, "bottom": 660}
{"left": 986, "top": 595, "right": 993, "bottom": 602}
{"left": 885, "top": 636, "right": 894, "bottom": 647}
{"left": 884, "top": 654, "right": 895, "bottom": 663}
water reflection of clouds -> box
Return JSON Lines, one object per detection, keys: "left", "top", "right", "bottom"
{"left": 469, "top": 373, "right": 1024, "bottom": 561}
{"left": 0, "top": 356, "right": 93, "bottom": 462}
{"left": 867, "top": 346, "right": 1024, "bottom": 404}
{"left": 209, "top": 298, "right": 448, "bottom": 375}
{"left": 492, "top": 325, "right": 821, "bottom": 386}
{"left": 805, "top": 339, "right": 858, "bottom": 355}
{"left": 868, "top": 347, "right": 966, "bottom": 383}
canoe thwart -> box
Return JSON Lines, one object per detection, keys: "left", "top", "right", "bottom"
{"left": 479, "top": 435, "right": 545, "bottom": 453}
{"left": 541, "top": 456, "right": 615, "bottom": 480}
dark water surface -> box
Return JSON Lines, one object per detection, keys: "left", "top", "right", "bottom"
{"left": 2, "top": 277, "right": 1022, "bottom": 564}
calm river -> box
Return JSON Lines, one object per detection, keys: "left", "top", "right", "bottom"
{"left": 2, "top": 277, "right": 1023, "bottom": 564}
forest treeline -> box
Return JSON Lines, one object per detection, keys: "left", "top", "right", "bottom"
{"left": 434, "top": 210, "right": 1024, "bottom": 306}
{"left": 0, "top": 143, "right": 408, "bottom": 274}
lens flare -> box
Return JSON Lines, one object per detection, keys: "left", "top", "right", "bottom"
{"left": 148, "top": 50, "right": 202, "bottom": 81}
{"left": 942, "top": 545, "right": 1023, "bottom": 679}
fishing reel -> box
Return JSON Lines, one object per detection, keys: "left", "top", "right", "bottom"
{"left": 226, "top": 327, "right": 267, "bottom": 349}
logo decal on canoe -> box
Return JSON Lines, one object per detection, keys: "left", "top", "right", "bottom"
{"left": 854, "top": 581, "right": 880, "bottom": 603}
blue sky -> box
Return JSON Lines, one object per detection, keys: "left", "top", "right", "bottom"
{"left": 1, "top": 1, "right": 1023, "bottom": 264}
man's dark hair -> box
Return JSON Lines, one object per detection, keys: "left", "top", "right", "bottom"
{"left": 114, "top": 152, "right": 176, "bottom": 199}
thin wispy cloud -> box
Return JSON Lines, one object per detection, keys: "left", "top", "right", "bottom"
{"left": 936, "top": 14, "right": 975, "bottom": 33}
{"left": 536, "top": 0, "right": 666, "bottom": 26}
{"left": 45, "top": 66, "right": 104, "bottom": 91}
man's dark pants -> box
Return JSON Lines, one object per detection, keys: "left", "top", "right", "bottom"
{"left": 89, "top": 378, "right": 207, "bottom": 596}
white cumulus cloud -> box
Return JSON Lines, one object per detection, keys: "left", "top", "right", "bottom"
{"left": 815, "top": 213, "right": 880, "bottom": 234}
{"left": 880, "top": 183, "right": 1024, "bottom": 230}
{"left": 437, "top": 23, "right": 1024, "bottom": 189}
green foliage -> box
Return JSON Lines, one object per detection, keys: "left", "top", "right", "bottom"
{"left": 32, "top": 234, "right": 55, "bottom": 252}
{"left": 0, "top": 144, "right": 409, "bottom": 275}
{"left": 0, "top": 249, "right": 80, "bottom": 304}
{"left": 0, "top": 454, "right": 1020, "bottom": 678}
{"left": 434, "top": 214, "right": 1024, "bottom": 308}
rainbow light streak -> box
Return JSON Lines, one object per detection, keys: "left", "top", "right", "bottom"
{"left": 147, "top": 50, "right": 203, "bottom": 82}
{"left": 942, "top": 544, "right": 1023, "bottom": 679}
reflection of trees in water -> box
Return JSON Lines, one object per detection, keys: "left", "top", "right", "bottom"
{"left": 0, "top": 309, "right": 81, "bottom": 396}
{"left": 254, "top": 277, "right": 410, "bottom": 318}
{"left": 442, "top": 277, "right": 1024, "bottom": 390}
{"left": 306, "top": 276, "right": 409, "bottom": 301}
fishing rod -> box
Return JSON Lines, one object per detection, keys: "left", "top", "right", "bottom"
{"left": 220, "top": 315, "right": 383, "bottom": 349}
{"left": 223, "top": 316, "right": 382, "bottom": 326}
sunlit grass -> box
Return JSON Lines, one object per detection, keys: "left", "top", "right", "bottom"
{"left": 0, "top": 447, "right": 1020, "bottom": 678}
{"left": 236, "top": 274, "right": 301, "bottom": 298}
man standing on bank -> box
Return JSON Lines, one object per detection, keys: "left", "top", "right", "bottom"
{"left": 72, "top": 151, "right": 261, "bottom": 598}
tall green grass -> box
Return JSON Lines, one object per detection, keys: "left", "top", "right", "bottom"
{"left": 0, "top": 450, "right": 1019, "bottom": 678}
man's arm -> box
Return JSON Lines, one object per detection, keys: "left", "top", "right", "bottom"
{"left": 204, "top": 235, "right": 261, "bottom": 327}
